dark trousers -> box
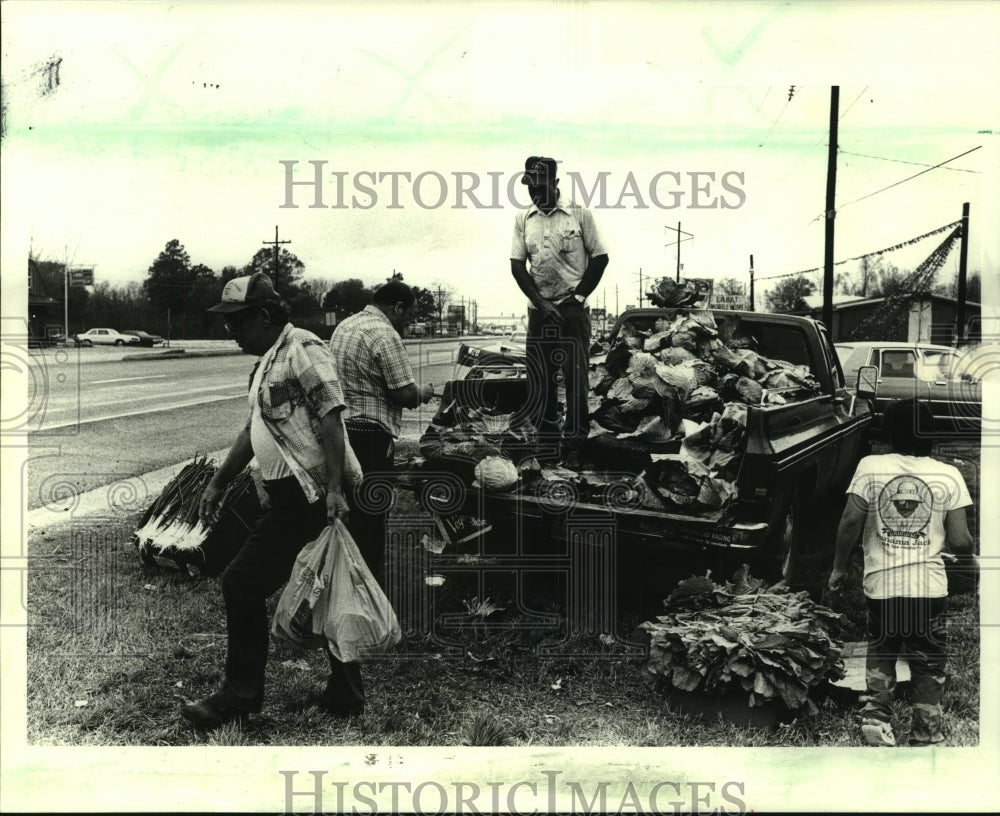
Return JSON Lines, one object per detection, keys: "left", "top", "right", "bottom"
{"left": 863, "top": 596, "right": 947, "bottom": 744}
{"left": 220, "top": 476, "right": 364, "bottom": 710}
{"left": 345, "top": 420, "right": 395, "bottom": 589}
{"left": 525, "top": 299, "right": 591, "bottom": 447}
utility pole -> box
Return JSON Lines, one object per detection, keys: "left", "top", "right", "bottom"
{"left": 638, "top": 267, "right": 644, "bottom": 308}
{"left": 822, "top": 86, "right": 839, "bottom": 331}
{"left": 676, "top": 222, "right": 682, "bottom": 281}
{"left": 956, "top": 201, "right": 970, "bottom": 343}
{"left": 262, "top": 225, "right": 291, "bottom": 291}
{"left": 665, "top": 223, "right": 694, "bottom": 282}
{"left": 615, "top": 284, "right": 619, "bottom": 316}
{"left": 749, "top": 254, "right": 755, "bottom": 312}
{"left": 436, "top": 285, "right": 445, "bottom": 336}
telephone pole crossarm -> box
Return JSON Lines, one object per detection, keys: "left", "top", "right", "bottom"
{"left": 263, "top": 225, "right": 291, "bottom": 290}
{"left": 665, "top": 223, "right": 695, "bottom": 281}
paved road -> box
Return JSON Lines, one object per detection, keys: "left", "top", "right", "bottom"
{"left": 22, "top": 340, "right": 467, "bottom": 510}
{"left": 28, "top": 340, "right": 462, "bottom": 432}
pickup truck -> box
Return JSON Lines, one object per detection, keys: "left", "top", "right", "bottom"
{"left": 411, "top": 308, "right": 876, "bottom": 583}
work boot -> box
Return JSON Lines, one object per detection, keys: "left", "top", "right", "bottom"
{"left": 180, "top": 690, "right": 261, "bottom": 730}
{"left": 861, "top": 718, "right": 896, "bottom": 747}
{"left": 308, "top": 693, "right": 365, "bottom": 718}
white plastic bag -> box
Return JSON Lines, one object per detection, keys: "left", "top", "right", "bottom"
{"left": 322, "top": 520, "right": 401, "bottom": 662}
{"left": 272, "top": 521, "right": 401, "bottom": 661}
{"left": 271, "top": 533, "right": 331, "bottom": 649}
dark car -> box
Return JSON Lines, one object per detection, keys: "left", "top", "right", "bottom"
{"left": 121, "top": 330, "right": 164, "bottom": 347}
{"left": 836, "top": 341, "right": 981, "bottom": 436}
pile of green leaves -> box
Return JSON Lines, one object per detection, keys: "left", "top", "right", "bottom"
{"left": 641, "top": 567, "right": 845, "bottom": 712}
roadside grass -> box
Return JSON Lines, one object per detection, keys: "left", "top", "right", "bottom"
{"left": 26, "top": 442, "right": 981, "bottom": 747}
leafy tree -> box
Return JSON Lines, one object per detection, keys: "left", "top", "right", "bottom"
{"left": 219, "top": 265, "right": 243, "bottom": 285}
{"left": 715, "top": 277, "right": 746, "bottom": 298}
{"left": 322, "top": 278, "right": 372, "bottom": 316}
{"left": 143, "top": 239, "right": 192, "bottom": 314}
{"left": 410, "top": 285, "right": 438, "bottom": 325}
{"left": 764, "top": 275, "right": 816, "bottom": 313}
{"left": 935, "top": 271, "right": 981, "bottom": 303}
{"left": 66, "top": 284, "right": 91, "bottom": 330}
{"left": 964, "top": 272, "right": 981, "bottom": 303}
{"left": 184, "top": 264, "right": 220, "bottom": 336}
{"left": 301, "top": 277, "right": 333, "bottom": 307}
{"left": 242, "top": 247, "right": 305, "bottom": 296}
{"left": 869, "top": 262, "right": 913, "bottom": 298}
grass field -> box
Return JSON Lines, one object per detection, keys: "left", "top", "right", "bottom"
{"left": 25, "top": 441, "right": 981, "bottom": 747}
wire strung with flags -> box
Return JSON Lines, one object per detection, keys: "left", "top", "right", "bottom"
{"left": 845, "top": 225, "right": 964, "bottom": 341}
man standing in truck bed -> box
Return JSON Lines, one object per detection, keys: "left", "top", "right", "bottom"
{"left": 510, "top": 156, "right": 609, "bottom": 463}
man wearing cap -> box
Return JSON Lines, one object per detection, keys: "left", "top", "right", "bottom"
{"left": 829, "top": 398, "right": 976, "bottom": 747}
{"left": 510, "top": 156, "right": 609, "bottom": 461}
{"left": 329, "top": 279, "right": 434, "bottom": 585}
{"left": 181, "top": 272, "right": 365, "bottom": 729}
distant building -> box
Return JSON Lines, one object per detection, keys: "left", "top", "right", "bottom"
{"left": 790, "top": 293, "right": 981, "bottom": 344}
{"left": 28, "top": 259, "right": 65, "bottom": 342}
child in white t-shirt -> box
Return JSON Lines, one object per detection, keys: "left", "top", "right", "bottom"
{"left": 829, "top": 398, "right": 975, "bottom": 746}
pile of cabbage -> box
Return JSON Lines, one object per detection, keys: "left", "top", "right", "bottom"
{"left": 419, "top": 309, "right": 820, "bottom": 516}
{"left": 584, "top": 310, "right": 820, "bottom": 514}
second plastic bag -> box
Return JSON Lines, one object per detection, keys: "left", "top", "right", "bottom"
{"left": 322, "top": 519, "right": 401, "bottom": 662}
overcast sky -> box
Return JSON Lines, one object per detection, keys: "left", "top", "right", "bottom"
{"left": 3, "top": 1, "right": 997, "bottom": 320}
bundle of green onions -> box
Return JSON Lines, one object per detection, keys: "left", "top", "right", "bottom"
{"left": 133, "top": 457, "right": 258, "bottom": 569}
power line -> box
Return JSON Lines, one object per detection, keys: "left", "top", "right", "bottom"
{"left": 840, "top": 149, "right": 980, "bottom": 173}
{"left": 754, "top": 95, "right": 794, "bottom": 152}
{"left": 839, "top": 85, "right": 869, "bottom": 121}
{"left": 751, "top": 86, "right": 773, "bottom": 119}
{"left": 836, "top": 145, "right": 982, "bottom": 209}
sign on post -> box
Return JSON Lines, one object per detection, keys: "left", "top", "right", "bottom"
{"left": 69, "top": 268, "right": 94, "bottom": 286}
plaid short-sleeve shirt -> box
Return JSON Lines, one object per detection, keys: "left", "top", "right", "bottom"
{"left": 247, "top": 323, "right": 346, "bottom": 502}
{"left": 328, "top": 305, "right": 416, "bottom": 437}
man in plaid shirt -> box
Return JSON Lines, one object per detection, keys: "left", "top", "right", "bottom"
{"left": 329, "top": 280, "right": 434, "bottom": 584}
{"left": 182, "top": 272, "right": 365, "bottom": 729}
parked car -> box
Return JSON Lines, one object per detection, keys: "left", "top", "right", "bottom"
{"left": 835, "top": 340, "right": 981, "bottom": 436}
{"left": 72, "top": 328, "right": 141, "bottom": 347}
{"left": 121, "top": 330, "right": 164, "bottom": 347}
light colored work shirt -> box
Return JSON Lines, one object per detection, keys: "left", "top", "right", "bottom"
{"left": 510, "top": 197, "right": 607, "bottom": 302}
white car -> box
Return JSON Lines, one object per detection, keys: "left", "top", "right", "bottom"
{"left": 73, "top": 328, "right": 141, "bottom": 347}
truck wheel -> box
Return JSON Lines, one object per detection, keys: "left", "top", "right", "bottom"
{"left": 766, "top": 488, "right": 800, "bottom": 583}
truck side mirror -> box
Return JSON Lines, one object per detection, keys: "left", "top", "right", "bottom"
{"left": 855, "top": 364, "right": 878, "bottom": 400}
